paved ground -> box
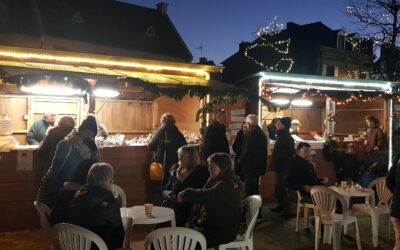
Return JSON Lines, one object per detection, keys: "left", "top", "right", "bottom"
{"left": 0, "top": 203, "right": 395, "bottom": 250}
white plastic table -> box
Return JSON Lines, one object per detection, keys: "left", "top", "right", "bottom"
{"left": 121, "top": 206, "right": 176, "bottom": 227}
{"left": 329, "top": 186, "right": 373, "bottom": 210}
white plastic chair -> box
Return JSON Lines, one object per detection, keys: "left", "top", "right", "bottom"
{"left": 53, "top": 223, "right": 108, "bottom": 250}
{"left": 34, "top": 200, "right": 52, "bottom": 234}
{"left": 352, "top": 177, "right": 392, "bottom": 247}
{"left": 311, "top": 186, "right": 362, "bottom": 250}
{"left": 295, "top": 191, "right": 315, "bottom": 232}
{"left": 112, "top": 184, "right": 127, "bottom": 207}
{"left": 218, "top": 195, "right": 262, "bottom": 250}
{"left": 144, "top": 227, "right": 207, "bottom": 250}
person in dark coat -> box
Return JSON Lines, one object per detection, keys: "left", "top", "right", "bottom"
{"left": 267, "top": 117, "right": 280, "bottom": 140}
{"left": 333, "top": 143, "right": 362, "bottom": 183}
{"left": 50, "top": 158, "right": 98, "bottom": 225}
{"left": 202, "top": 110, "right": 230, "bottom": 160}
{"left": 386, "top": 157, "right": 400, "bottom": 250}
{"left": 36, "top": 115, "right": 100, "bottom": 207}
{"left": 27, "top": 112, "right": 57, "bottom": 145}
{"left": 239, "top": 114, "right": 267, "bottom": 198}
{"left": 178, "top": 153, "right": 242, "bottom": 248}
{"left": 163, "top": 145, "right": 209, "bottom": 226}
{"left": 68, "top": 163, "right": 124, "bottom": 250}
{"left": 232, "top": 122, "right": 247, "bottom": 179}
{"left": 286, "top": 142, "right": 328, "bottom": 202}
{"left": 148, "top": 113, "right": 187, "bottom": 186}
{"left": 271, "top": 117, "right": 295, "bottom": 215}
{"left": 38, "top": 116, "right": 76, "bottom": 173}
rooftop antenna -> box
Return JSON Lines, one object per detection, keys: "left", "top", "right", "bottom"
{"left": 196, "top": 46, "right": 203, "bottom": 58}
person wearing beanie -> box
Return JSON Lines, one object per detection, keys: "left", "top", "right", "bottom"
{"left": 37, "top": 115, "right": 100, "bottom": 207}
{"left": 270, "top": 117, "right": 295, "bottom": 216}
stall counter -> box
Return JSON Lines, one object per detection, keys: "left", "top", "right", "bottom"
{"left": 0, "top": 144, "right": 152, "bottom": 232}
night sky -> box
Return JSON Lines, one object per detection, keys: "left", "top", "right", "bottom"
{"left": 121, "top": 0, "right": 353, "bottom": 65}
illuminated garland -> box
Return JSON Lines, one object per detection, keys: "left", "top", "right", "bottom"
{"left": 260, "top": 84, "right": 400, "bottom": 110}
{"left": 244, "top": 18, "right": 294, "bottom": 73}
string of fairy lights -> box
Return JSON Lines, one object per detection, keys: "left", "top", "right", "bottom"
{"left": 260, "top": 83, "right": 400, "bottom": 108}
{"left": 244, "top": 17, "right": 294, "bottom": 73}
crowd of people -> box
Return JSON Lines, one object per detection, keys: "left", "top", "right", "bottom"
{"left": 32, "top": 111, "right": 400, "bottom": 249}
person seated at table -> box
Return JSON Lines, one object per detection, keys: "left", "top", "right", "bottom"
{"left": 68, "top": 163, "right": 124, "bottom": 250}
{"left": 177, "top": 153, "right": 242, "bottom": 248}
{"left": 334, "top": 143, "right": 363, "bottom": 183}
{"left": 162, "top": 145, "right": 209, "bottom": 226}
{"left": 286, "top": 142, "right": 328, "bottom": 202}
{"left": 50, "top": 158, "right": 98, "bottom": 225}
{"left": 361, "top": 150, "right": 388, "bottom": 187}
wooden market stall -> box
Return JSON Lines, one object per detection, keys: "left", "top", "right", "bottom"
{"left": 0, "top": 45, "right": 229, "bottom": 232}
{"left": 236, "top": 72, "right": 397, "bottom": 202}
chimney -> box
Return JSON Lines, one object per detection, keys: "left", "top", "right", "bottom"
{"left": 199, "top": 57, "right": 208, "bottom": 64}
{"left": 239, "top": 41, "right": 250, "bottom": 52}
{"left": 156, "top": 3, "right": 168, "bottom": 14}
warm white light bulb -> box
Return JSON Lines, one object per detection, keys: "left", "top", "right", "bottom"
{"left": 291, "top": 99, "right": 313, "bottom": 107}
{"left": 20, "top": 86, "right": 84, "bottom": 96}
{"left": 94, "top": 88, "right": 120, "bottom": 98}
{"left": 270, "top": 98, "right": 290, "bottom": 105}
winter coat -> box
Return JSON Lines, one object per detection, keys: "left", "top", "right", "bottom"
{"left": 38, "top": 126, "right": 74, "bottom": 172}
{"left": 365, "top": 127, "right": 386, "bottom": 153}
{"left": 148, "top": 124, "right": 186, "bottom": 182}
{"left": 267, "top": 124, "right": 277, "bottom": 140}
{"left": 27, "top": 119, "right": 51, "bottom": 145}
{"left": 386, "top": 161, "right": 400, "bottom": 219}
{"left": 68, "top": 185, "right": 124, "bottom": 250}
{"left": 239, "top": 125, "right": 268, "bottom": 176}
{"left": 232, "top": 129, "right": 245, "bottom": 176}
{"left": 334, "top": 153, "right": 362, "bottom": 182}
{"left": 50, "top": 189, "right": 77, "bottom": 225}
{"left": 271, "top": 129, "right": 295, "bottom": 173}
{"left": 202, "top": 122, "right": 230, "bottom": 160}
{"left": 286, "top": 155, "right": 322, "bottom": 196}
{"left": 36, "top": 135, "right": 99, "bottom": 207}
{"left": 163, "top": 164, "right": 209, "bottom": 226}
{"left": 184, "top": 175, "right": 242, "bottom": 248}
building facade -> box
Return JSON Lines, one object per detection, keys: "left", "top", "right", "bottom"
{"left": 222, "top": 21, "right": 374, "bottom": 83}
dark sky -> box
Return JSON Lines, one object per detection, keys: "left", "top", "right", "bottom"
{"left": 121, "top": 0, "right": 353, "bottom": 65}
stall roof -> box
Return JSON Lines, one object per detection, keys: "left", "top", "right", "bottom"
{"left": 0, "top": 45, "right": 229, "bottom": 88}
{"left": 254, "top": 72, "right": 395, "bottom": 92}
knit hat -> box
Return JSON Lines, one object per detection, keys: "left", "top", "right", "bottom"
{"left": 280, "top": 117, "right": 292, "bottom": 129}
{"left": 79, "top": 115, "right": 98, "bottom": 135}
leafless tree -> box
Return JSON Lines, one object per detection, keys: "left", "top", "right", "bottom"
{"left": 346, "top": 0, "right": 400, "bottom": 80}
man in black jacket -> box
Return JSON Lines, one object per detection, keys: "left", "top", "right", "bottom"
{"left": 271, "top": 117, "right": 295, "bottom": 216}
{"left": 239, "top": 114, "right": 268, "bottom": 197}
{"left": 286, "top": 142, "right": 328, "bottom": 202}
{"left": 202, "top": 110, "right": 230, "bottom": 160}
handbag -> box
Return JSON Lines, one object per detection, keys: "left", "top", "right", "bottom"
{"left": 149, "top": 131, "right": 167, "bottom": 181}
